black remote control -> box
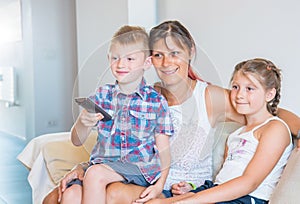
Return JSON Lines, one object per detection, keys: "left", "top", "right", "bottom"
{"left": 74, "top": 97, "right": 112, "bottom": 121}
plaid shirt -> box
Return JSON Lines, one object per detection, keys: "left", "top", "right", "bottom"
{"left": 89, "top": 78, "right": 173, "bottom": 184}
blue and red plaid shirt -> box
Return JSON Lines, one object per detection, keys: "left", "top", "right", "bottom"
{"left": 89, "top": 78, "right": 173, "bottom": 184}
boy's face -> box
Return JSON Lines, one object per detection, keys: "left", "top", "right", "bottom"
{"left": 108, "top": 43, "right": 150, "bottom": 85}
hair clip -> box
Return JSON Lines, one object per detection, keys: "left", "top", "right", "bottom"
{"left": 266, "top": 66, "right": 272, "bottom": 71}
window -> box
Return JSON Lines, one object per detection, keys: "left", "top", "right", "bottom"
{"left": 0, "top": 0, "right": 22, "bottom": 44}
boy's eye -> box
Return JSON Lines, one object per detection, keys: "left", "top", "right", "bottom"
{"left": 111, "top": 56, "right": 119, "bottom": 61}
{"left": 127, "top": 57, "right": 135, "bottom": 61}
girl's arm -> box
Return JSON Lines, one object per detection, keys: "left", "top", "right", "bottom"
{"left": 174, "top": 120, "right": 290, "bottom": 204}
{"left": 135, "top": 134, "right": 171, "bottom": 203}
{"left": 71, "top": 109, "right": 102, "bottom": 146}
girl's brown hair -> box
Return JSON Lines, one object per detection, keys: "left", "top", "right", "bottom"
{"left": 231, "top": 58, "right": 282, "bottom": 115}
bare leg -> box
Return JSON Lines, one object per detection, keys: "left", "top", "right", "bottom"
{"left": 82, "top": 164, "right": 124, "bottom": 204}
{"left": 42, "top": 187, "right": 59, "bottom": 204}
{"left": 107, "top": 182, "right": 146, "bottom": 204}
{"left": 146, "top": 192, "right": 195, "bottom": 204}
{"left": 60, "top": 184, "right": 82, "bottom": 204}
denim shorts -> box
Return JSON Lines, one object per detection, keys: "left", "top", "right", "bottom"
{"left": 66, "top": 161, "right": 150, "bottom": 188}
{"left": 191, "top": 180, "right": 269, "bottom": 204}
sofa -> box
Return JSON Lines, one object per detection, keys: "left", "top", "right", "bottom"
{"left": 17, "top": 122, "right": 300, "bottom": 204}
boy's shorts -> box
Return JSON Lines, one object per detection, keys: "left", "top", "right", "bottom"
{"left": 67, "top": 161, "right": 150, "bottom": 188}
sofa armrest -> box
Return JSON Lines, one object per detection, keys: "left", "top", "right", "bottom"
{"left": 43, "top": 131, "right": 97, "bottom": 184}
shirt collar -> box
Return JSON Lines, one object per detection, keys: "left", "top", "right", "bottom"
{"left": 112, "top": 77, "right": 147, "bottom": 100}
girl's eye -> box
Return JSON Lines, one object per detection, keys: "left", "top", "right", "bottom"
{"left": 231, "top": 85, "right": 238, "bottom": 90}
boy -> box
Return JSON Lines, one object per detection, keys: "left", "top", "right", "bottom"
{"left": 62, "top": 25, "right": 173, "bottom": 204}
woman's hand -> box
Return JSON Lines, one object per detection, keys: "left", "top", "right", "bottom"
{"left": 57, "top": 164, "right": 85, "bottom": 202}
{"left": 171, "top": 181, "right": 193, "bottom": 196}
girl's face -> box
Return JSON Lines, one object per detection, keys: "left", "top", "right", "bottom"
{"left": 151, "top": 36, "right": 191, "bottom": 86}
{"left": 230, "top": 71, "right": 273, "bottom": 116}
{"left": 109, "top": 43, "right": 149, "bottom": 85}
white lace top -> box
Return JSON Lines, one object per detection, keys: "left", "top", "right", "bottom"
{"left": 164, "top": 81, "right": 213, "bottom": 190}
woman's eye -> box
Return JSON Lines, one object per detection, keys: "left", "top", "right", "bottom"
{"left": 153, "top": 53, "right": 162, "bottom": 58}
{"left": 170, "top": 51, "right": 179, "bottom": 56}
{"left": 111, "top": 57, "right": 119, "bottom": 61}
{"left": 246, "top": 87, "right": 254, "bottom": 91}
{"left": 127, "top": 57, "right": 135, "bottom": 61}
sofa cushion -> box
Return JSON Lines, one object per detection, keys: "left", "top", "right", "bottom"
{"left": 269, "top": 148, "right": 300, "bottom": 203}
{"left": 42, "top": 131, "right": 97, "bottom": 184}
{"left": 212, "top": 122, "right": 242, "bottom": 178}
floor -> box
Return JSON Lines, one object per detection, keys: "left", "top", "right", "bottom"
{"left": 0, "top": 132, "right": 32, "bottom": 204}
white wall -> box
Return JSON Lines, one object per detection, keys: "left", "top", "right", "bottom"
{"left": 1, "top": 0, "right": 298, "bottom": 140}
{"left": 157, "top": 0, "right": 300, "bottom": 115}
{"left": 75, "top": 0, "right": 158, "bottom": 108}
{"left": 75, "top": 0, "right": 300, "bottom": 116}
{"left": 0, "top": 0, "right": 77, "bottom": 139}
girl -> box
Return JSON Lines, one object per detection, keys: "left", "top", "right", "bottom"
{"left": 149, "top": 58, "right": 293, "bottom": 204}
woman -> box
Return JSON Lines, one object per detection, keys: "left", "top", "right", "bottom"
{"left": 43, "top": 20, "right": 300, "bottom": 204}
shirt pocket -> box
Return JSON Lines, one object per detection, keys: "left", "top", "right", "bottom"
{"left": 129, "top": 110, "right": 157, "bottom": 138}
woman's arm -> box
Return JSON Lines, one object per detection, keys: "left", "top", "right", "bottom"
{"left": 205, "top": 85, "right": 246, "bottom": 127}
{"left": 277, "top": 108, "right": 300, "bottom": 137}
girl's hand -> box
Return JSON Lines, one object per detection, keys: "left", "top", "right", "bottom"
{"left": 171, "top": 181, "right": 193, "bottom": 196}
{"left": 79, "top": 109, "right": 103, "bottom": 127}
{"left": 57, "top": 164, "right": 85, "bottom": 202}
{"left": 133, "top": 185, "right": 161, "bottom": 203}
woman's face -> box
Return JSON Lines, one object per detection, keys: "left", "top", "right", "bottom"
{"left": 151, "top": 36, "right": 191, "bottom": 86}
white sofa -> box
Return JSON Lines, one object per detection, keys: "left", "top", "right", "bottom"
{"left": 17, "top": 122, "right": 300, "bottom": 204}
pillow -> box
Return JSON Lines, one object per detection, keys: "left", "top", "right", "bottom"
{"left": 212, "top": 122, "right": 242, "bottom": 179}
{"left": 269, "top": 148, "right": 300, "bottom": 203}
{"left": 43, "top": 131, "right": 97, "bottom": 184}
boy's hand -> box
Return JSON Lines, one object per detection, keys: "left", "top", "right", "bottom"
{"left": 79, "top": 109, "right": 103, "bottom": 127}
{"left": 171, "top": 181, "right": 193, "bottom": 196}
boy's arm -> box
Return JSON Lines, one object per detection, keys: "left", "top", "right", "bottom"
{"left": 71, "top": 109, "right": 102, "bottom": 146}
{"left": 135, "top": 133, "right": 171, "bottom": 203}
{"left": 153, "top": 133, "right": 171, "bottom": 190}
